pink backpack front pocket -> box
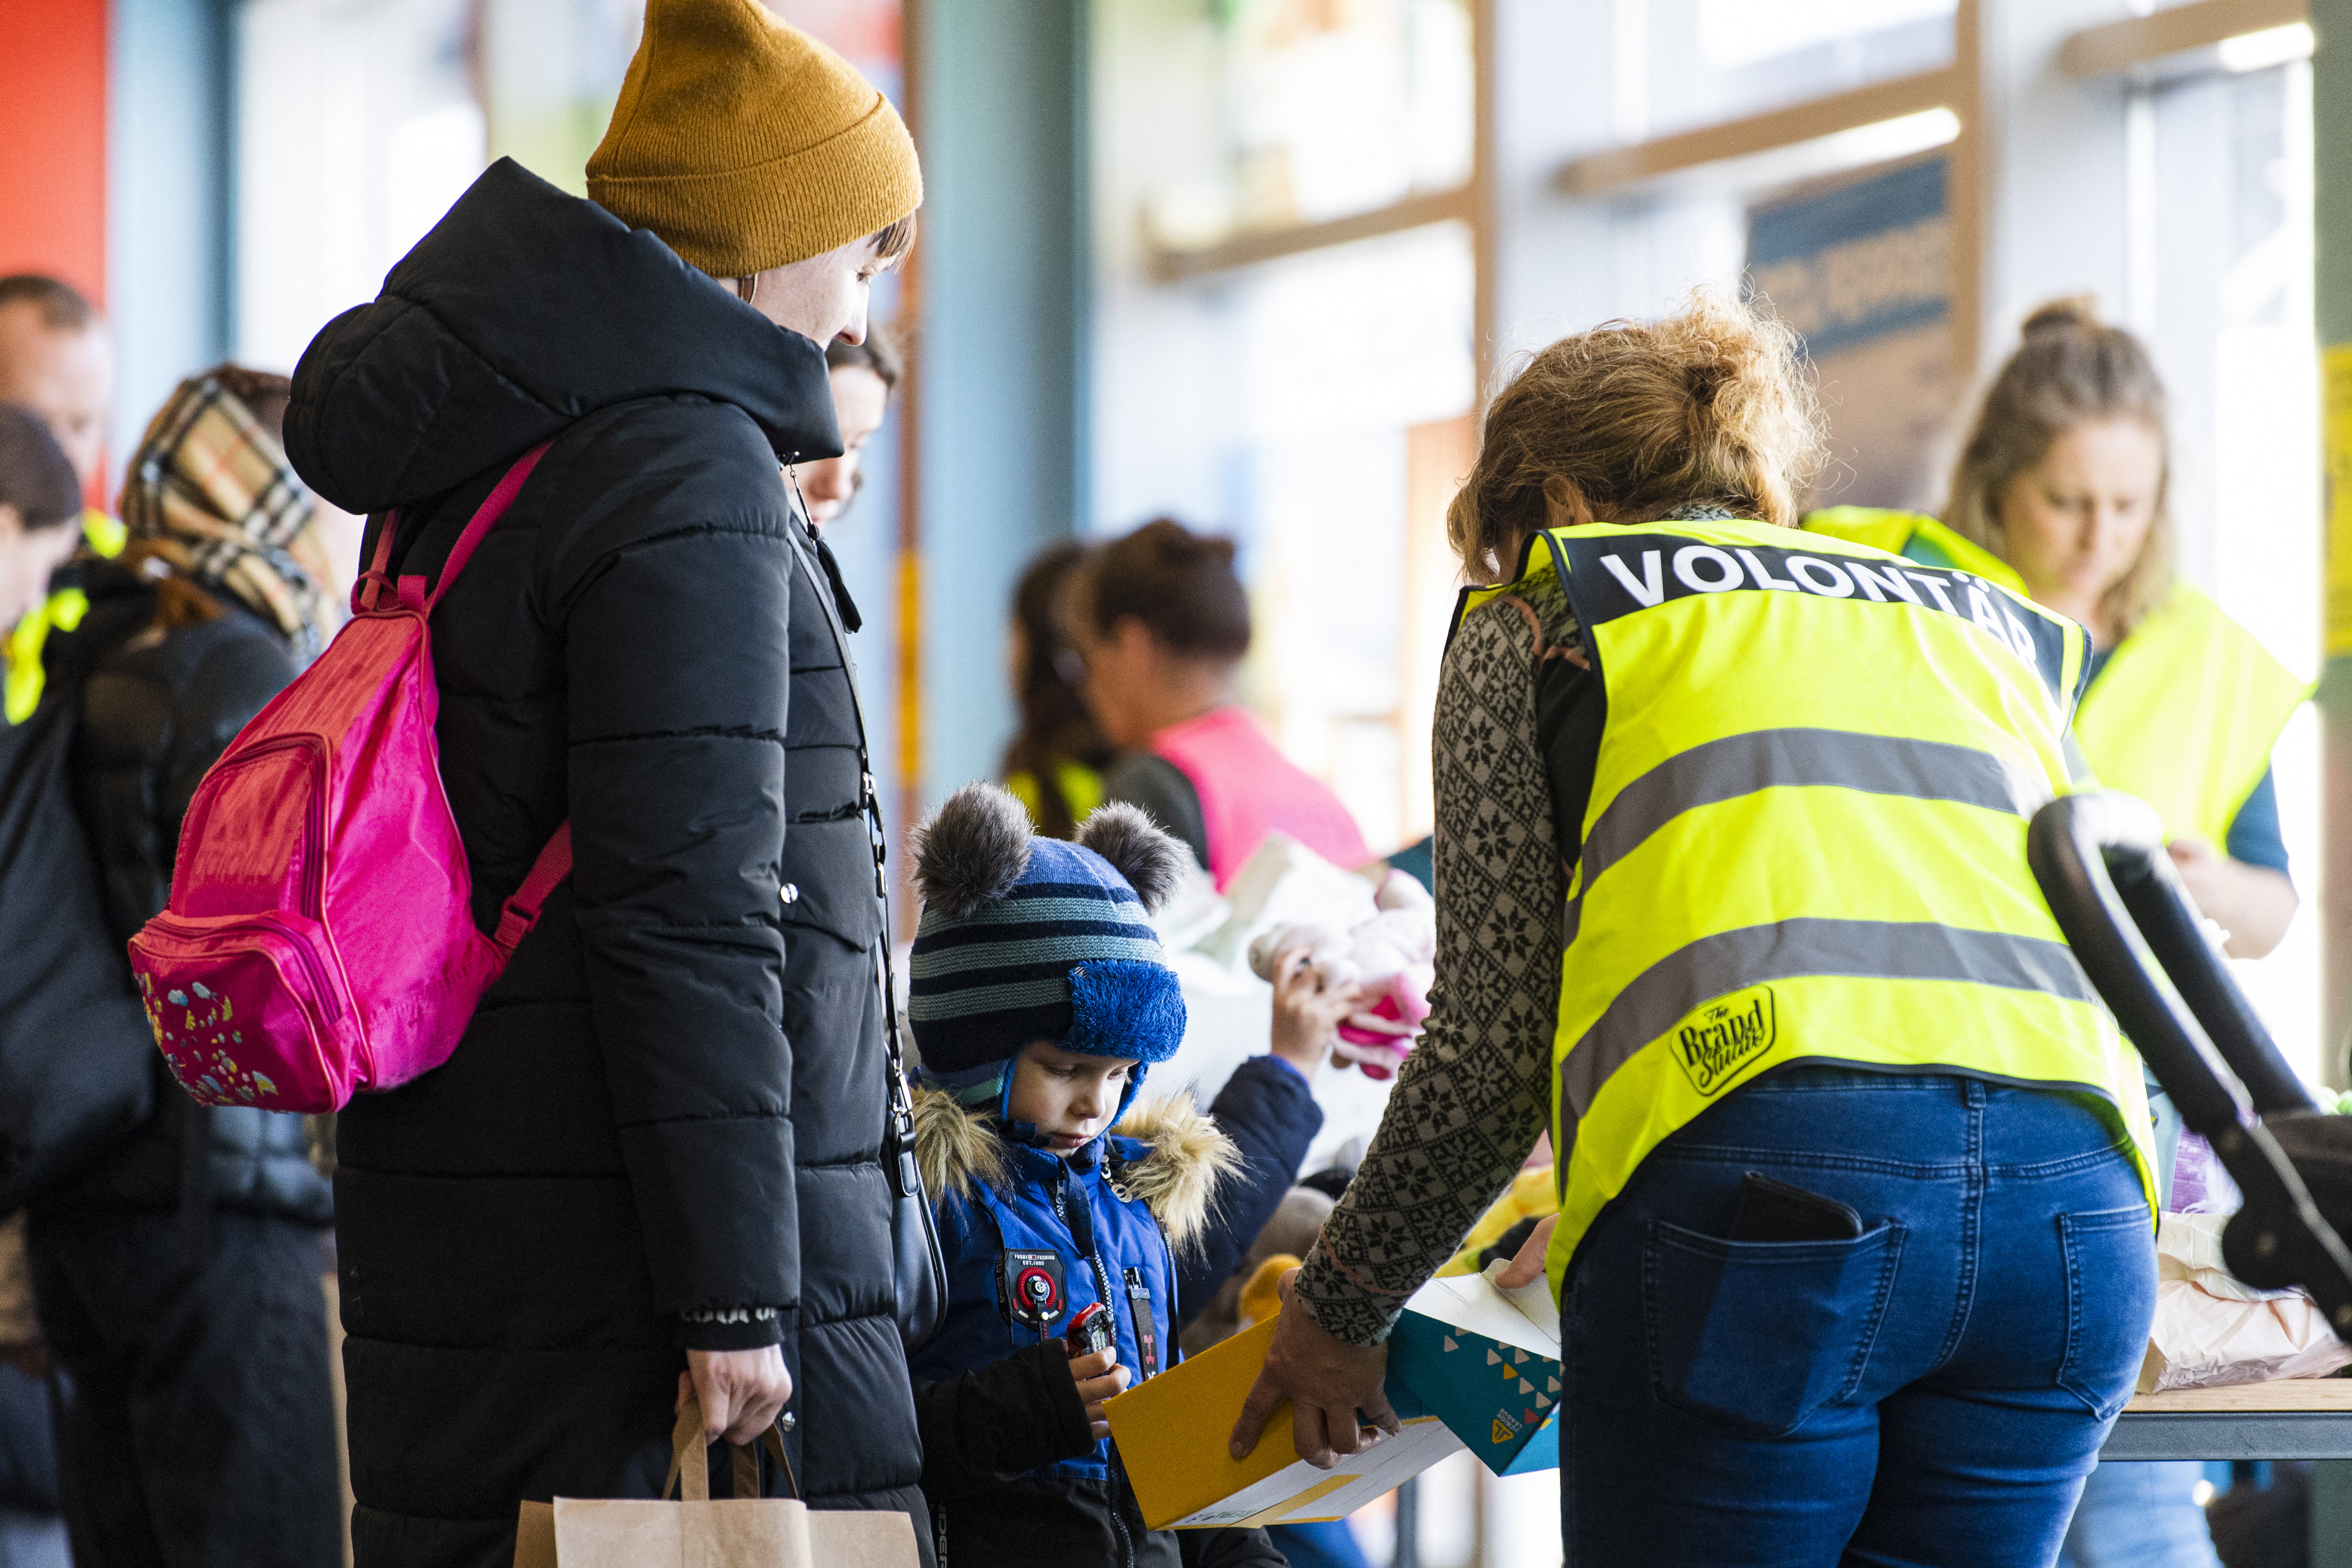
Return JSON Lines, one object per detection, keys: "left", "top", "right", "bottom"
{"left": 131, "top": 910, "right": 362, "bottom": 1111}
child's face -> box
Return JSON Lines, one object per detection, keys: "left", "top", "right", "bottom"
{"left": 1005, "top": 1040, "right": 1137, "bottom": 1156}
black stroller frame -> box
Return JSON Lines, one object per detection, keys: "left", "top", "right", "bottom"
{"left": 2030, "top": 791, "right": 2352, "bottom": 1328}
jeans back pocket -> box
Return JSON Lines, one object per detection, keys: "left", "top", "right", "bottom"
{"left": 2056, "top": 1204, "right": 2157, "bottom": 1420}
{"left": 1644, "top": 1217, "right": 1906, "bottom": 1436}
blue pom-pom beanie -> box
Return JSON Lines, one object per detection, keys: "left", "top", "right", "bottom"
{"left": 908, "top": 786, "right": 1190, "bottom": 1115}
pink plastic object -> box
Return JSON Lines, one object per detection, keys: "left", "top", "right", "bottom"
{"left": 1333, "top": 986, "right": 1429, "bottom": 1081}
{"left": 127, "top": 446, "right": 570, "bottom": 1113}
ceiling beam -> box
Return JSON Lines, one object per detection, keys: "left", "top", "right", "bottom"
{"left": 1553, "top": 68, "right": 1959, "bottom": 198}
{"left": 1145, "top": 185, "right": 1476, "bottom": 284}
{"left": 2059, "top": 0, "right": 2308, "bottom": 79}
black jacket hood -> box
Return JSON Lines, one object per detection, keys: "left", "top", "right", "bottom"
{"left": 285, "top": 157, "right": 841, "bottom": 514}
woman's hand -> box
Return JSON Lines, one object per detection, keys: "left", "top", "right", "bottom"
{"left": 1228, "top": 1268, "right": 1398, "bottom": 1467}
{"left": 1070, "top": 1347, "right": 1132, "bottom": 1442}
{"left": 678, "top": 1346, "right": 794, "bottom": 1445}
{"left": 1270, "top": 947, "right": 1360, "bottom": 1080}
{"left": 2167, "top": 835, "right": 2298, "bottom": 959}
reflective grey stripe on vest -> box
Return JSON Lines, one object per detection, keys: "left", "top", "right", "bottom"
{"left": 1561, "top": 729, "right": 2051, "bottom": 950}
{"left": 1555, "top": 917, "right": 2098, "bottom": 1152}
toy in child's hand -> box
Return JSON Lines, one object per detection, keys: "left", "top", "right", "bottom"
{"left": 1246, "top": 869, "right": 1435, "bottom": 1079}
{"left": 1065, "top": 1302, "right": 1114, "bottom": 1360}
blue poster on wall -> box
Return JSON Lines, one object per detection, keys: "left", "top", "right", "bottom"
{"left": 1747, "top": 157, "right": 1954, "bottom": 510}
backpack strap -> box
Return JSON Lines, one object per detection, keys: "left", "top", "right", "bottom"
{"left": 414, "top": 442, "right": 554, "bottom": 611}
{"left": 347, "top": 442, "right": 573, "bottom": 953}
{"left": 493, "top": 820, "right": 573, "bottom": 958}
{"left": 354, "top": 518, "right": 399, "bottom": 614}
{"left": 353, "top": 442, "right": 554, "bottom": 614}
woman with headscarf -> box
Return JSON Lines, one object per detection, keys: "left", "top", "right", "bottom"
{"left": 23, "top": 365, "right": 341, "bottom": 1568}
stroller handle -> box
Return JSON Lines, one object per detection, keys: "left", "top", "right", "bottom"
{"left": 2028, "top": 792, "right": 2352, "bottom": 1331}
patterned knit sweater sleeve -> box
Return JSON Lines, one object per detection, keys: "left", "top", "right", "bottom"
{"left": 1291, "top": 575, "right": 1572, "bottom": 1345}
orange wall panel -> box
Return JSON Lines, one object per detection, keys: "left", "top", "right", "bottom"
{"left": 0, "top": 0, "right": 109, "bottom": 303}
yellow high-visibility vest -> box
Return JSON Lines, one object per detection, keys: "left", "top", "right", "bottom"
{"left": 2074, "top": 583, "right": 2308, "bottom": 849}
{"left": 1803, "top": 506, "right": 2026, "bottom": 592}
{"left": 1459, "top": 519, "right": 2155, "bottom": 1295}
{"left": 1005, "top": 761, "right": 1105, "bottom": 834}
{"left": 5, "top": 510, "right": 126, "bottom": 725}
{"left": 1804, "top": 508, "right": 2308, "bottom": 844}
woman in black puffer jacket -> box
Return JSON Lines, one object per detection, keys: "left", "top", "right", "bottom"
{"left": 279, "top": 5, "right": 929, "bottom": 1563}
{"left": 28, "top": 365, "right": 341, "bottom": 1568}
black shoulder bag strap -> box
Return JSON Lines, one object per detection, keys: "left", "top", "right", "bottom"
{"left": 779, "top": 476, "right": 948, "bottom": 1351}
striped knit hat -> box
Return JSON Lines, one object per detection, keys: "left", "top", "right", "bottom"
{"left": 908, "top": 784, "right": 1190, "bottom": 1115}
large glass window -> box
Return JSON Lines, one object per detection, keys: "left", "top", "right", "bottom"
{"left": 236, "top": 0, "right": 486, "bottom": 375}
{"left": 1624, "top": 0, "right": 1957, "bottom": 141}
{"left": 1130, "top": 0, "right": 1474, "bottom": 254}
{"left": 1093, "top": 0, "right": 1479, "bottom": 856}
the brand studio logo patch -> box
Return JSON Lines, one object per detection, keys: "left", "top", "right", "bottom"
{"left": 1673, "top": 986, "right": 1777, "bottom": 1097}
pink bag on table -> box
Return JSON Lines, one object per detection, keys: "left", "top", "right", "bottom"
{"left": 127, "top": 444, "right": 570, "bottom": 1113}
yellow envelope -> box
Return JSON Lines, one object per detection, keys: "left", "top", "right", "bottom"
{"left": 1106, "top": 1313, "right": 1464, "bottom": 1530}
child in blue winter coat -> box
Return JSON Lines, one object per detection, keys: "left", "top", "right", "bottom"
{"left": 903, "top": 784, "right": 1299, "bottom": 1568}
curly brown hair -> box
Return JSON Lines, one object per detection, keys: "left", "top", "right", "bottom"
{"left": 1447, "top": 290, "right": 1827, "bottom": 583}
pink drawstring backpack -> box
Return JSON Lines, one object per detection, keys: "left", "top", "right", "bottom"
{"left": 127, "top": 445, "right": 571, "bottom": 1113}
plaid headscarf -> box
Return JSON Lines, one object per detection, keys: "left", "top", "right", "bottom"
{"left": 120, "top": 372, "right": 334, "bottom": 661}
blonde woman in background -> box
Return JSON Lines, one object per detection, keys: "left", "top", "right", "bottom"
{"left": 1810, "top": 303, "right": 2310, "bottom": 1566}
{"left": 1811, "top": 301, "right": 2304, "bottom": 961}
{"left": 1960, "top": 302, "right": 2301, "bottom": 1568}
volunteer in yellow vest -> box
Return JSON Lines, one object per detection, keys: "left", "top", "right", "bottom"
{"left": 1812, "top": 299, "right": 2304, "bottom": 1568}
{"left": 1808, "top": 298, "right": 2304, "bottom": 961}
{"left": 1001, "top": 538, "right": 1112, "bottom": 839}
{"left": 1230, "top": 293, "right": 2156, "bottom": 1568}
{"left": 0, "top": 274, "right": 121, "bottom": 724}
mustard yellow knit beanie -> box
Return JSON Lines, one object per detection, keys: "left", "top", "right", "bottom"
{"left": 587, "top": 0, "right": 923, "bottom": 278}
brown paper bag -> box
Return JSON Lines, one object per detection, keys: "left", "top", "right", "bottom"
{"left": 512, "top": 1400, "right": 920, "bottom": 1568}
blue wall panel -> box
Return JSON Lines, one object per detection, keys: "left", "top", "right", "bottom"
{"left": 107, "top": 0, "right": 231, "bottom": 465}
{"left": 913, "top": 0, "right": 1087, "bottom": 811}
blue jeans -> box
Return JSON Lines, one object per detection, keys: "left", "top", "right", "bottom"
{"left": 1561, "top": 1068, "right": 2155, "bottom": 1567}
{"left": 2056, "top": 1461, "right": 2220, "bottom": 1567}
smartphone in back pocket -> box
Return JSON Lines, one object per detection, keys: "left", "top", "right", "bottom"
{"left": 1729, "top": 1172, "right": 1865, "bottom": 1243}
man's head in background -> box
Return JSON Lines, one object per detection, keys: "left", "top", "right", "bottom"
{"left": 0, "top": 276, "right": 111, "bottom": 495}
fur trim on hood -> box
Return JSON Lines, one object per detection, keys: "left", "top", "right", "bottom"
{"left": 912, "top": 1084, "right": 1240, "bottom": 1257}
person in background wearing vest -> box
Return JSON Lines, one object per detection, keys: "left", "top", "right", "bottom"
{"left": 280, "top": 1, "right": 931, "bottom": 1562}
{"left": 1068, "top": 518, "right": 1373, "bottom": 888}
{"left": 23, "top": 367, "right": 341, "bottom": 1565}
{"left": 1229, "top": 291, "right": 2158, "bottom": 1568}
{"left": 0, "top": 272, "right": 121, "bottom": 1568}
{"left": 1002, "top": 540, "right": 1113, "bottom": 839}
{"left": 1947, "top": 301, "right": 2295, "bottom": 1568}
{"left": 1803, "top": 302, "right": 2300, "bottom": 1568}
{"left": 0, "top": 406, "right": 100, "bottom": 1568}
{"left": 1949, "top": 301, "right": 2301, "bottom": 957}
{"left": 0, "top": 276, "right": 125, "bottom": 729}
{"left": 1808, "top": 299, "right": 2303, "bottom": 966}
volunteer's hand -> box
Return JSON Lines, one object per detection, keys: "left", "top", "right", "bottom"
{"left": 1495, "top": 1214, "right": 1557, "bottom": 1289}
{"left": 1069, "top": 1347, "right": 1131, "bottom": 1442}
{"left": 679, "top": 1346, "right": 793, "bottom": 1445}
{"left": 1270, "top": 947, "right": 1359, "bottom": 1080}
{"left": 1228, "top": 1267, "right": 1398, "bottom": 1468}
{"left": 2167, "top": 835, "right": 2299, "bottom": 959}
